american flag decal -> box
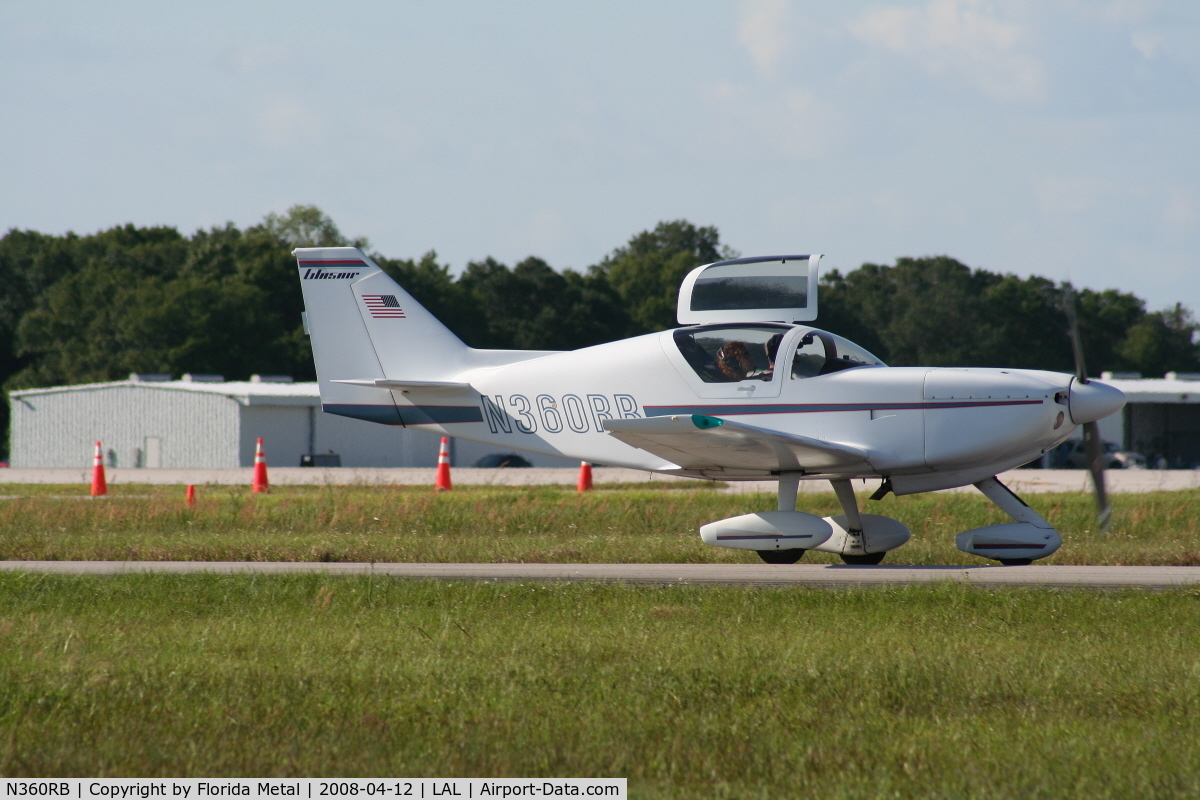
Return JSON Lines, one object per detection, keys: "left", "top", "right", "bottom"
{"left": 362, "top": 294, "right": 406, "bottom": 318}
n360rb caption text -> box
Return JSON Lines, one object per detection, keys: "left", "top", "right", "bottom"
{"left": 4, "top": 782, "right": 625, "bottom": 800}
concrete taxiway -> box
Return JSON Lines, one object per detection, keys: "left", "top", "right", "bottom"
{"left": 3, "top": 561, "right": 1198, "bottom": 590}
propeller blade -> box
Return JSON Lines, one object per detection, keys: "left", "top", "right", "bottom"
{"left": 1062, "top": 287, "right": 1089, "bottom": 384}
{"left": 1065, "top": 286, "right": 1112, "bottom": 532}
{"left": 1083, "top": 420, "right": 1112, "bottom": 533}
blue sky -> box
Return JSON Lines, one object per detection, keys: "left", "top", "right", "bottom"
{"left": 2, "top": 1, "right": 1197, "bottom": 312}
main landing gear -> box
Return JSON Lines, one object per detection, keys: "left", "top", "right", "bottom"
{"left": 746, "top": 473, "right": 910, "bottom": 565}
{"left": 753, "top": 471, "right": 809, "bottom": 565}
{"left": 839, "top": 552, "right": 887, "bottom": 565}
{"left": 816, "top": 477, "right": 911, "bottom": 564}
{"left": 757, "top": 548, "right": 805, "bottom": 564}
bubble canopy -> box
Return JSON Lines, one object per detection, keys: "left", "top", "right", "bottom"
{"left": 676, "top": 255, "right": 820, "bottom": 325}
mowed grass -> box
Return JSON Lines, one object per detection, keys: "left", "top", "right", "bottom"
{"left": 1, "top": 483, "right": 1199, "bottom": 565}
{"left": 0, "top": 573, "right": 1198, "bottom": 797}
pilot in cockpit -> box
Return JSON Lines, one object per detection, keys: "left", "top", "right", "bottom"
{"left": 763, "top": 332, "right": 784, "bottom": 378}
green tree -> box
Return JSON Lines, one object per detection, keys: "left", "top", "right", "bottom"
{"left": 0, "top": 224, "right": 197, "bottom": 456}
{"left": 0, "top": 230, "right": 88, "bottom": 383}
{"left": 7, "top": 222, "right": 316, "bottom": 391}
{"left": 819, "top": 256, "right": 1009, "bottom": 367}
{"left": 458, "top": 256, "right": 628, "bottom": 350}
{"left": 260, "top": 204, "right": 369, "bottom": 249}
{"left": 1115, "top": 304, "right": 1200, "bottom": 377}
{"left": 592, "top": 220, "right": 736, "bottom": 334}
{"left": 13, "top": 266, "right": 261, "bottom": 386}
{"left": 2, "top": 213, "right": 326, "bottom": 385}
{"left": 818, "top": 255, "right": 1195, "bottom": 376}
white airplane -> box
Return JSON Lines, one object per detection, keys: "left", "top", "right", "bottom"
{"left": 296, "top": 247, "right": 1125, "bottom": 565}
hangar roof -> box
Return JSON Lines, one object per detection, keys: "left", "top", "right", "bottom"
{"left": 8, "top": 378, "right": 320, "bottom": 406}
{"left": 1098, "top": 375, "right": 1200, "bottom": 404}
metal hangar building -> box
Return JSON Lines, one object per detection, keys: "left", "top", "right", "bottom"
{"left": 7, "top": 374, "right": 574, "bottom": 469}
{"left": 1100, "top": 373, "right": 1200, "bottom": 469}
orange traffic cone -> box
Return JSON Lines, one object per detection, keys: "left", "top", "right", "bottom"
{"left": 252, "top": 437, "right": 269, "bottom": 493}
{"left": 577, "top": 461, "right": 593, "bottom": 493}
{"left": 185, "top": 484, "right": 196, "bottom": 507}
{"left": 90, "top": 441, "right": 107, "bottom": 496}
{"left": 435, "top": 436, "right": 452, "bottom": 491}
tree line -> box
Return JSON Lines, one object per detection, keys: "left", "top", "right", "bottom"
{"left": 2, "top": 205, "right": 1197, "bottom": 457}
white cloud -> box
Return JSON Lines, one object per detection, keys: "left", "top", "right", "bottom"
{"left": 1088, "top": 0, "right": 1154, "bottom": 25}
{"left": 848, "top": 0, "right": 1046, "bottom": 103}
{"left": 698, "top": 80, "right": 836, "bottom": 159}
{"left": 256, "top": 99, "right": 324, "bottom": 149}
{"left": 737, "top": 0, "right": 791, "bottom": 78}
{"left": 1033, "top": 175, "right": 1112, "bottom": 216}
{"left": 1130, "top": 31, "right": 1163, "bottom": 59}
{"left": 5, "top": 22, "right": 50, "bottom": 43}
{"left": 1164, "top": 187, "right": 1199, "bottom": 234}
{"left": 226, "top": 44, "right": 291, "bottom": 73}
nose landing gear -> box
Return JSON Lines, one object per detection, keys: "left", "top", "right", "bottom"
{"left": 955, "top": 477, "right": 1062, "bottom": 564}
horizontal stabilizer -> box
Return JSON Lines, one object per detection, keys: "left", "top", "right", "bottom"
{"left": 332, "top": 379, "right": 471, "bottom": 392}
{"left": 603, "top": 415, "right": 870, "bottom": 472}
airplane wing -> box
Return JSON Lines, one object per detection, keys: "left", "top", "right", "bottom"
{"left": 603, "top": 414, "right": 870, "bottom": 472}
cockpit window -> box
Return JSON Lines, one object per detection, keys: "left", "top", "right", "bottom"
{"left": 673, "top": 325, "right": 790, "bottom": 383}
{"left": 791, "top": 329, "right": 885, "bottom": 378}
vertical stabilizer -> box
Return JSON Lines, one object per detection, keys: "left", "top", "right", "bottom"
{"left": 296, "top": 246, "right": 470, "bottom": 423}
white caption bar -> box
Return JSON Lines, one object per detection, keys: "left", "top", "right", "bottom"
{"left": 3, "top": 780, "right": 626, "bottom": 800}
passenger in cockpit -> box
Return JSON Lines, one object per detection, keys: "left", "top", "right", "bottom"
{"left": 716, "top": 341, "right": 754, "bottom": 381}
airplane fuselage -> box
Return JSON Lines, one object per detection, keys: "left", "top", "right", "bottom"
{"left": 372, "top": 327, "right": 1078, "bottom": 492}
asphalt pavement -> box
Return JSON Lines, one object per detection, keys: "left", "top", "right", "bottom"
{"left": 3, "top": 561, "right": 1198, "bottom": 590}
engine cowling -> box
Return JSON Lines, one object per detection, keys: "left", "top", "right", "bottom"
{"left": 700, "top": 511, "right": 833, "bottom": 552}
{"left": 955, "top": 522, "right": 1062, "bottom": 562}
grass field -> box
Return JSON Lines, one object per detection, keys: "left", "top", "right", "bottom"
{"left": 1, "top": 483, "right": 1199, "bottom": 565}
{"left": 1, "top": 573, "right": 1198, "bottom": 797}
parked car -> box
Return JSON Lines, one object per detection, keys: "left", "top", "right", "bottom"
{"left": 1056, "top": 440, "right": 1146, "bottom": 469}
{"left": 474, "top": 453, "right": 533, "bottom": 468}
{"left": 300, "top": 453, "right": 342, "bottom": 467}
